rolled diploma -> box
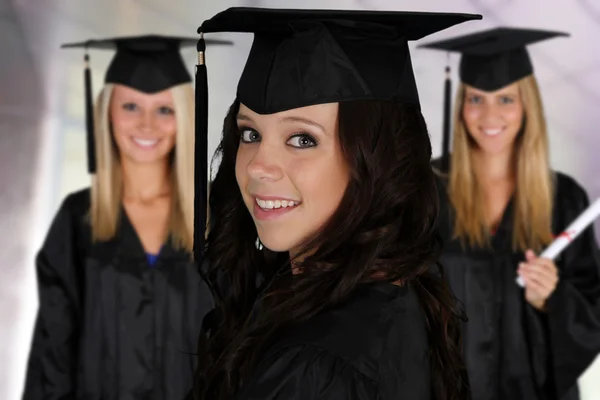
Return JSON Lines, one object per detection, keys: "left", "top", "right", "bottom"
{"left": 517, "top": 197, "right": 600, "bottom": 287}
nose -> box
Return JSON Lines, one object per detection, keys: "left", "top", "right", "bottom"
{"left": 480, "top": 101, "right": 503, "bottom": 123}
{"left": 246, "top": 141, "right": 284, "bottom": 182}
{"left": 137, "top": 109, "right": 155, "bottom": 134}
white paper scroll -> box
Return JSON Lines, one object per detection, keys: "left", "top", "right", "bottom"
{"left": 517, "top": 197, "right": 600, "bottom": 288}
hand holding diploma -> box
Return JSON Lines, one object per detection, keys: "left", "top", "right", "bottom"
{"left": 518, "top": 250, "right": 559, "bottom": 311}
{"left": 516, "top": 198, "right": 600, "bottom": 306}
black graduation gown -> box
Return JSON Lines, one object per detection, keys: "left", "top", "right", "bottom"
{"left": 191, "top": 282, "right": 430, "bottom": 400}
{"left": 435, "top": 170, "right": 600, "bottom": 400}
{"left": 23, "top": 189, "right": 214, "bottom": 400}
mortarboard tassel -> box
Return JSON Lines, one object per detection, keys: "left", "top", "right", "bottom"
{"left": 441, "top": 61, "right": 452, "bottom": 173}
{"left": 84, "top": 51, "right": 96, "bottom": 174}
{"left": 194, "top": 33, "right": 208, "bottom": 263}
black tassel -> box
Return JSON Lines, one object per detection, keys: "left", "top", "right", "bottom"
{"left": 84, "top": 52, "right": 96, "bottom": 174}
{"left": 194, "top": 34, "right": 208, "bottom": 263}
{"left": 441, "top": 64, "right": 452, "bottom": 173}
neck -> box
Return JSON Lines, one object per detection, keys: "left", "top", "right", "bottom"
{"left": 472, "top": 148, "right": 515, "bottom": 184}
{"left": 121, "top": 158, "right": 171, "bottom": 201}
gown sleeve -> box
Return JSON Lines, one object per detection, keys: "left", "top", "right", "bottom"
{"left": 22, "top": 195, "right": 84, "bottom": 399}
{"left": 542, "top": 177, "right": 600, "bottom": 397}
{"left": 235, "top": 345, "right": 379, "bottom": 400}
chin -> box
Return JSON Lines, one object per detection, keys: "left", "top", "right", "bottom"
{"left": 479, "top": 144, "right": 512, "bottom": 156}
{"left": 255, "top": 226, "right": 301, "bottom": 253}
{"left": 126, "top": 150, "right": 171, "bottom": 165}
{"left": 472, "top": 138, "right": 511, "bottom": 156}
{"left": 258, "top": 236, "right": 293, "bottom": 253}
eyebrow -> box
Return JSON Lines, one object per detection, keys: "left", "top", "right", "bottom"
{"left": 281, "top": 116, "right": 326, "bottom": 133}
{"left": 236, "top": 113, "right": 327, "bottom": 133}
{"left": 236, "top": 113, "right": 252, "bottom": 122}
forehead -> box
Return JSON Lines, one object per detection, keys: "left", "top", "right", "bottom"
{"left": 111, "top": 84, "right": 174, "bottom": 102}
{"left": 464, "top": 82, "right": 520, "bottom": 96}
{"left": 237, "top": 102, "right": 339, "bottom": 122}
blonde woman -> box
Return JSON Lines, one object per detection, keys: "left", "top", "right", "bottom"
{"left": 23, "top": 35, "right": 229, "bottom": 400}
{"left": 422, "top": 28, "right": 600, "bottom": 400}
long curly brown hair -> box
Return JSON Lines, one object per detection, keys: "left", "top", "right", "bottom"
{"left": 194, "top": 99, "right": 469, "bottom": 400}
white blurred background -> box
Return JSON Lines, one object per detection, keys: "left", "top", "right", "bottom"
{"left": 1, "top": 0, "right": 599, "bottom": 399}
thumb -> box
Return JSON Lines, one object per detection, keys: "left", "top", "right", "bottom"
{"left": 525, "top": 249, "right": 537, "bottom": 262}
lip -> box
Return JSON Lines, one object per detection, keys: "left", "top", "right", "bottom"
{"left": 251, "top": 194, "right": 301, "bottom": 221}
{"left": 253, "top": 201, "right": 299, "bottom": 221}
{"left": 480, "top": 127, "right": 505, "bottom": 137}
{"left": 131, "top": 137, "right": 161, "bottom": 149}
{"left": 251, "top": 193, "right": 300, "bottom": 202}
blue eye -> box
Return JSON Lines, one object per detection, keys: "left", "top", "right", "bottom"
{"left": 287, "top": 134, "right": 317, "bottom": 149}
{"left": 499, "top": 96, "right": 514, "bottom": 105}
{"left": 123, "top": 103, "right": 138, "bottom": 111}
{"left": 158, "top": 106, "right": 175, "bottom": 115}
{"left": 240, "top": 128, "right": 260, "bottom": 143}
{"left": 467, "top": 95, "right": 483, "bottom": 105}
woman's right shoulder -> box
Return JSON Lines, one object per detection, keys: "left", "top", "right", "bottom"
{"left": 56, "top": 188, "right": 91, "bottom": 220}
{"left": 44, "top": 188, "right": 91, "bottom": 244}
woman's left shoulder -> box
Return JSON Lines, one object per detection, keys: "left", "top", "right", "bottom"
{"left": 554, "top": 171, "right": 587, "bottom": 194}
{"left": 553, "top": 171, "right": 591, "bottom": 209}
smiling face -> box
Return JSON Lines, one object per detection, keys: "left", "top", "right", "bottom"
{"left": 110, "top": 84, "right": 177, "bottom": 165}
{"left": 462, "top": 82, "right": 524, "bottom": 157}
{"left": 234, "top": 102, "right": 350, "bottom": 255}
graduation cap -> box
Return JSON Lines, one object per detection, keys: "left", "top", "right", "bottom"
{"left": 61, "top": 34, "right": 232, "bottom": 174}
{"left": 192, "top": 7, "right": 482, "bottom": 262}
{"left": 418, "top": 28, "right": 568, "bottom": 171}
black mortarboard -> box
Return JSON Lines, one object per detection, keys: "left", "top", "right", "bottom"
{"left": 419, "top": 28, "right": 568, "bottom": 171}
{"left": 192, "top": 7, "right": 481, "bottom": 262}
{"left": 61, "top": 35, "right": 232, "bottom": 174}
{"left": 420, "top": 27, "right": 568, "bottom": 91}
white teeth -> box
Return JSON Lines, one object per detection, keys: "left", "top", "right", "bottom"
{"left": 255, "top": 198, "right": 299, "bottom": 210}
{"left": 483, "top": 128, "right": 503, "bottom": 136}
{"left": 133, "top": 137, "right": 159, "bottom": 147}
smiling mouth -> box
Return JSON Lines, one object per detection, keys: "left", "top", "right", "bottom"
{"left": 481, "top": 127, "right": 504, "bottom": 137}
{"left": 132, "top": 137, "right": 160, "bottom": 148}
{"left": 255, "top": 198, "right": 301, "bottom": 210}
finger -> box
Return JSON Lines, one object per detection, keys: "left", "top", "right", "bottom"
{"left": 533, "top": 257, "right": 558, "bottom": 272}
{"left": 524, "top": 277, "right": 551, "bottom": 299}
{"left": 522, "top": 268, "right": 557, "bottom": 289}
{"left": 524, "top": 272, "right": 556, "bottom": 295}
{"left": 522, "top": 262, "right": 558, "bottom": 280}
{"left": 525, "top": 249, "right": 537, "bottom": 262}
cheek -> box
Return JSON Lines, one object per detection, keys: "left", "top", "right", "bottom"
{"left": 504, "top": 106, "right": 523, "bottom": 125}
{"left": 235, "top": 145, "right": 250, "bottom": 193}
{"left": 294, "top": 150, "right": 349, "bottom": 213}
{"left": 502, "top": 105, "right": 524, "bottom": 139}
{"left": 111, "top": 111, "right": 136, "bottom": 138}
{"left": 462, "top": 105, "right": 480, "bottom": 132}
{"left": 157, "top": 116, "right": 177, "bottom": 136}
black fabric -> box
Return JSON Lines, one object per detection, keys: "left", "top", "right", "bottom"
{"left": 62, "top": 35, "right": 231, "bottom": 93}
{"left": 420, "top": 27, "right": 568, "bottom": 91}
{"left": 22, "top": 189, "right": 214, "bottom": 400}
{"left": 232, "top": 282, "right": 430, "bottom": 400}
{"left": 198, "top": 7, "right": 482, "bottom": 114}
{"left": 434, "top": 169, "right": 600, "bottom": 400}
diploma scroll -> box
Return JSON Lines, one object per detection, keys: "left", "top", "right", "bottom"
{"left": 517, "top": 197, "right": 600, "bottom": 287}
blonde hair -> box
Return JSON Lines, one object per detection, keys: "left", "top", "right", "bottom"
{"left": 90, "top": 83, "right": 195, "bottom": 252}
{"left": 447, "top": 75, "right": 554, "bottom": 251}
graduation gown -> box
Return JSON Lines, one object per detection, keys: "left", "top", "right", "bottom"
{"left": 191, "top": 282, "right": 431, "bottom": 400}
{"left": 23, "top": 189, "right": 214, "bottom": 400}
{"left": 435, "top": 170, "right": 600, "bottom": 400}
